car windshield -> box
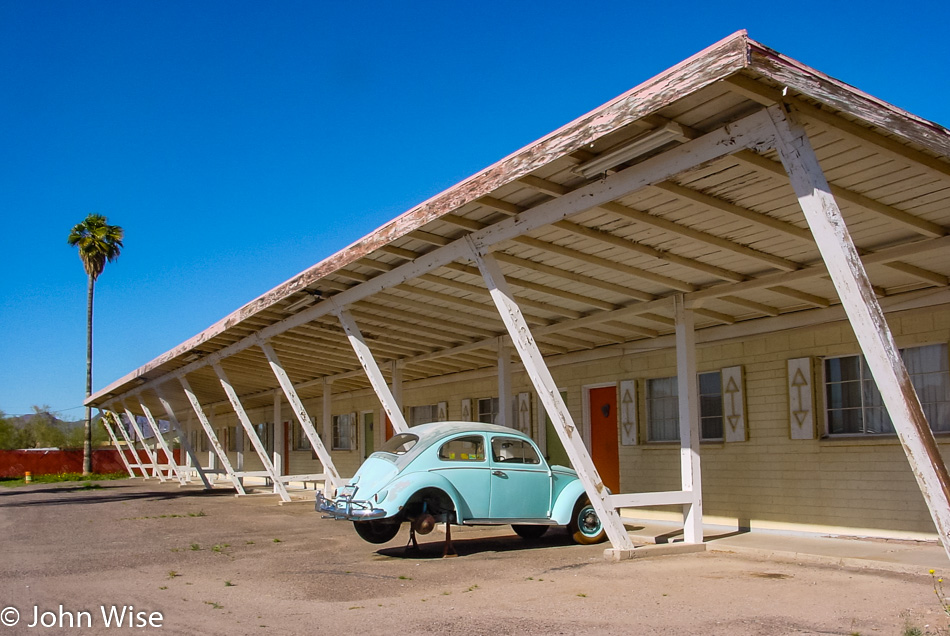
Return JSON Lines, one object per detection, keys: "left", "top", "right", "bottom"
{"left": 379, "top": 433, "right": 419, "bottom": 455}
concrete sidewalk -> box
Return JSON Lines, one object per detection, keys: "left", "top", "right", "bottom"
{"left": 625, "top": 519, "right": 948, "bottom": 575}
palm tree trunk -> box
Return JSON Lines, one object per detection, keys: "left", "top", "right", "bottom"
{"left": 84, "top": 275, "right": 94, "bottom": 475}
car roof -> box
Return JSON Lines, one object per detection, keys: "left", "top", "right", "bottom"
{"left": 400, "top": 421, "right": 531, "bottom": 448}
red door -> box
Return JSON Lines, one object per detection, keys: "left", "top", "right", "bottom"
{"left": 588, "top": 386, "right": 620, "bottom": 492}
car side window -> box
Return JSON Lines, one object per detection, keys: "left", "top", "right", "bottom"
{"left": 438, "top": 435, "right": 485, "bottom": 462}
{"left": 491, "top": 437, "right": 541, "bottom": 465}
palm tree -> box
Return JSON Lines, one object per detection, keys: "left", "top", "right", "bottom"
{"left": 68, "top": 214, "right": 123, "bottom": 474}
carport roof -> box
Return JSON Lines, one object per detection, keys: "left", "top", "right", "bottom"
{"left": 89, "top": 30, "right": 950, "bottom": 417}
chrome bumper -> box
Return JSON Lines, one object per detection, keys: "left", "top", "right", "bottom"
{"left": 316, "top": 490, "right": 388, "bottom": 521}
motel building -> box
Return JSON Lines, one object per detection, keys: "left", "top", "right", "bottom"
{"left": 88, "top": 31, "right": 950, "bottom": 560}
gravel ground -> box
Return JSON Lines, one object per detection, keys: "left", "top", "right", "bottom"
{"left": 0, "top": 478, "right": 947, "bottom": 635}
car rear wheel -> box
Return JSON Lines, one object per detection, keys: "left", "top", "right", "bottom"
{"left": 511, "top": 524, "right": 549, "bottom": 540}
{"left": 353, "top": 519, "right": 401, "bottom": 544}
{"left": 568, "top": 498, "right": 607, "bottom": 545}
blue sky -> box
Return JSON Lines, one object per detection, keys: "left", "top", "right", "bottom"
{"left": 1, "top": 0, "right": 948, "bottom": 418}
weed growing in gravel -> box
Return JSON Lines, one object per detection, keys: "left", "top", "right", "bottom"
{"left": 168, "top": 571, "right": 180, "bottom": 579}
{"left": 246, "top": 540, "right": 255, "bottom": 545}
{"left": 463, "top": 585, "right": 479, "bottom": 593}
{"left": 398, "top": 575, "right": 412, "bottom": 580}
{"left": 930, "top": 570, "right": 950, "bottom": 618}
{"left": 159, "top": 586, "right": 167, "bottom": 591}
{"left": 901, "top": 626, "right": 922, "bottom": 636}
{"left": 212, "top": 544, "right": 230, "bottom": 553}
{"left": 190, "top": 543, "right": 201, "bottom": 551}
{"left": 189, "top": 511, "right": 206, "bottom": 517}
{"left": 204, "top": 601, "right": 223, "bottom": 610}
{"left": 272, "top": 538, "right": 282, "bottom": 543}
{"left": 224, "top": 581, "right": 234, "bottom": 587}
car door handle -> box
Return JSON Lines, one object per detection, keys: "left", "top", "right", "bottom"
{"left": 492, "top": 470, "right": 507, "bottom": 477}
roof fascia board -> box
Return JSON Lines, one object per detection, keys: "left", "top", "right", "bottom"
{"left": 746, "top": 39, "right": 950, "bottom": 157}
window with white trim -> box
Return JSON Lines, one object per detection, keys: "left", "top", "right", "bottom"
{"left": 409, "top": 404, "right": 439, "bottom": 427}
{"left": 646, "top": 372, "right": 725, "bottom": 442}
{"left": 331, "top": 413, "right": 355, "bottom": 450}
{"left": 824, "top": 343, "right": 949, "bottom": 435}
{"left": 477, "top": 397, "right": 499, "bottom": 424}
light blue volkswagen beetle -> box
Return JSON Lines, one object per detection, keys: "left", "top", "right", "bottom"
{"left": 317, "top": 421, "right": 606, "bottom": 546}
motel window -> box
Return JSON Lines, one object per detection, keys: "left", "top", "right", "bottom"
{"left": 294, "top": 423, "right": 312, "bottom": 451}
{"left": 699, "top": 372, "right": 724, "bottom": 441}
{"left": 825, "top": 343, "right": 949, "bottom": 436}
{"left": 477, "top": 397, "right": 499, "bottom": 424}
{"left": 409, "top": 404, "right": 439, "bottom": 427}
{"left": 647, "top": 373, "right": 725, "bottom": 442}
{"left": 332, "top": 413, "right": 356, "bottom": 450}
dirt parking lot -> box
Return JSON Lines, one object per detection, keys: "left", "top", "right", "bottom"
{"left": 0, "top": 478, "right": 947, "bottom": 635}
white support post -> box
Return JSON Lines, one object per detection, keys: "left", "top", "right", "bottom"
{"left": 272, "top": 391, "right": 283, "bottom": 495}
{"left": 212, "top": 362, "right": 292, "bottom": 502}
{"left": 179, "top": 376, "right": 246, "bottom": 495}
{"left": 466, "top": 238, "right": 635, "bottom": 552}
{"left": 106, "top": 409, "right": 148, "bottom": 477}
{"left": 123, "top": 405, "right": 166, "bottom": 483}
{"left": 674, "top": 295, "right": 703, "bottom": 544}
{"left": 334, "top": 308, "right": 409, "bottom": 434}
{"left": 769, "top": 103, "right": 950, "bottom": 559}
{"left": 497, "top": 337, "right": 512, "bottom": 427}
{"left": 154, "top": 390, "right": 212, "bottom": 490}
{"left": 139, "top": 401, "right": 187, "bottom": 486}
{"left": 98, "top": 410, "right": 135, "bottom": 477}
{"left": 259, "top": 341, "right": 343, "bottom": 493}
{"left": 322, "top": 378, "right": 333, "bottom": 446}
{"left": 391, "top": 361, "right": 403, "bottom": 428}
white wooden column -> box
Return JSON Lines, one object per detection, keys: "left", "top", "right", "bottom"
{"left": 154, "top": 390, "right": 212, "bottom": 490}
{"left": 139, "top": 401, "right": 187, "bottom": 486}
{"left": 272, "top": 390, "right": 283, "bottom": 494}
{"left": 466, "top": 237, "right": 635, "bottom": 552}
{"left": 674, "top": 295, "right": 703, "bottom": 544}
{"left": 334, "top": 308, "right": 409, "bottom": 434}
{"left": 322, "top": 378, "right": 333, "bottom": 445}
{"left": 497, "top": 337, "right": 512, "bottom": 428}
{"left": 123, "top": 405, "right": 166, "bottom": 482}
{"left": 212, "top": 362, "right": 291, "bottom": 502}
{"left": 260, "top": 341, "right": 343, "bottom": 492}
{"left": 99, "top": 410, "right": 136, "bottom": 477}
{"left": 769, "top": 103, "right": 950, "bottom": 559}
{"left": 105, "top": 409, "right": 148, "bottom": 477}
{"left": 179, "top": 376, "right": 246, "bottom": 495}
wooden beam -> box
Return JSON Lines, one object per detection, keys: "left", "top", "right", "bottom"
{"left": 731, "top": 145, "right": 947, "bottom": 239}
{"left": 259, "top": 341, "right": 343, "bottom": 492}
{"left": 213, "top": 362, "right": 292, "bottom": 502}
{"left": 139, "top": 401, "right": 186, "bottom": 485}
{"left": 179, "top": 376, "right": 246, "bottom": 494}
{"left": 719, "top": 295, "right": 780, "bottom": 316}
{"left": 767, "top": 285, "right": 831, "bottom": 308}
{"left": 99, "top": 410, "right": 137, "bottom": 478}
{"left": 123, "top": 405, "right": 164, "bottom": 482}
{"left": 334, "top": 307, "right": 409, "bottom": 434}
{"left": 466, "top": 236, "right": 636, "bottom": 552}
{"left": 154, "top": 390, "right": 212, "bottom": 489}
{"left": 768, "top": 103, "right": 950, "bottom": 561}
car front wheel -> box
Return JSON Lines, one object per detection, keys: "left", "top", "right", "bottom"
{"left": 568, "top": 498, "right": 607, "bottom": 545}
{"left": 353, "top": 519, "right": 401, "bottom": 544}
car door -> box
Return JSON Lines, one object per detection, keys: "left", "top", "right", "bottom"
{"left": 430, "top": 434, "right": 490, "bottom": 519}
{"left": 488, "top": 435, "right": 552, "bottom": 519}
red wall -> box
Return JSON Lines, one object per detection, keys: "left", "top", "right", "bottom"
{"left": 0, "top": 449, "right": 181, "bottom": 478}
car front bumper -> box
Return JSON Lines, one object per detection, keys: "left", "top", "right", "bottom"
{"left": 316, "top": 490, "right": 388, "bottom": 521}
